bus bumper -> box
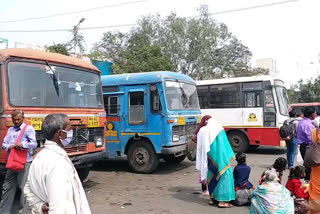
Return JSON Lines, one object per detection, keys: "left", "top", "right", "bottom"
{"left": 161, "top": 144, "right": 187, "bottom": 157}
{"left": 70, "top": 150, "right": 106, "bottom": 169}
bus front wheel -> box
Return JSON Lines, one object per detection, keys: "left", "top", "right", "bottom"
{"left": 127, "top": 141, "right": 159, "bottom": 174}
{"left": 227, "top": 131, "right": 249, "bottom": 153}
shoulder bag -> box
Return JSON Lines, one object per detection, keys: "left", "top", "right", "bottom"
{"left": 304, "top": 128, "right": 320, "bottom": 167}
{"left": 5, "top": 125, "right": 28, "bottom": 171}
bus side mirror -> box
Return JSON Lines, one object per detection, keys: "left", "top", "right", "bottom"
{"left": 153, "top": 95, "right": 160, "bottom": 111}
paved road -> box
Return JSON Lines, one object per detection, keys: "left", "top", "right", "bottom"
{"left": 85, "top": 146, "right": 289, "bottom": 214}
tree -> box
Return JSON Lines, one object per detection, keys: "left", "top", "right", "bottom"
{"left": 46, "top": 43, "right": 69, "bottom": 55}
{"left": 91, "top": 5, "right": 266, "bottom": 78}
{"left": 67, "top": 26, "right": 86, "bottom": 55}
{"left": 113, "top": 44, "right": 173, "bottom": 73}
{"left": 288, "top": 77, "right": 320, "bottom": 103}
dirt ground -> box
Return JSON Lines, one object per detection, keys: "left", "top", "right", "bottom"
{"left": 84, "top": 146, "right": 289, "bottom": 214}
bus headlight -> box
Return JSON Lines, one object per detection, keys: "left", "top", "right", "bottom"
{"left": 94, "top": 137, "right": 103, "bottom": 147}
{"left": 173, "top": 135, "right": 180, "bottom": 142}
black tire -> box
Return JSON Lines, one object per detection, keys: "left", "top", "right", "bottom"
{"left": 249, "top": 145, "right": 260, "bottom": 151}
{"left": 163, "top": 154, "right": 186, "bottom": 164}
{"left": 77, "top": 167, "right": 90, "bottom": 182}
{"left": 127, "top": 141, "right": 159, "bottom": 174}
{"left": 227, "top": 131, "right": 249, "bottom": 153}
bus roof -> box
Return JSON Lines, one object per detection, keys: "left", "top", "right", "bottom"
{"left": 196, "top": 75, "right": 281, "bottom": 86}
{"left": 0, "top": 48, "right": 99, "bottom": 72}
{"left": 101, "top": 71, "right": 194, "bottom": 86}
{"left": 291, "top": 102, "right": 320, "bottom": 107}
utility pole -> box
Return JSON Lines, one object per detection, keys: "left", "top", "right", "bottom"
{"left": 73, "top": 18, "right": 85, "bottom": 56}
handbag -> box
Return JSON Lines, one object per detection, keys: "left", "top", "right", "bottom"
{"left": 294, "top": 197, "right": 309, "bottom": 214}
{"left": 304, "top": 128, "right": 320, "bottom": 167}
{"left": 5, "top": 125, "right": 28, "bottom": 171}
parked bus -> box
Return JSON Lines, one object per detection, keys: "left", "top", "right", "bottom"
{"left": 0, "top": 49, "right": 106, "bottom": 181}
{"left": 101, "top": 71, "right": 201, "bottom": 173}
{"left": 196, "top": 75, "right": 290, "bottom": 152}
{"left": 291, "top": 102, "right": 320, "bottom": 116}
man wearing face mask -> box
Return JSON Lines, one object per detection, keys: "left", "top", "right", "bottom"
{"left": 24, "top": 113, "right": 91, "bottom": 214}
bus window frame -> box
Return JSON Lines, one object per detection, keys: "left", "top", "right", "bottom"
{"left": 5, "top": 58, "right": 104, "bottom": 109}
{"left": 104, "top": 96, "right": 119, "bottom": 116}
{"left": 128, "top": 91, "right": 145, "bottom": 125}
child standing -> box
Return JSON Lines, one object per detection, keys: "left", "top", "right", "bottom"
{"left": 233, "top": 153, "right": 254, "bottom": 206}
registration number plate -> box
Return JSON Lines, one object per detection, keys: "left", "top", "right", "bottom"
{"left": 31, "top": 117, "right": 44, "bottom": 131}
{"left": 88, "top": 117, "right": 100, "bottom": 128}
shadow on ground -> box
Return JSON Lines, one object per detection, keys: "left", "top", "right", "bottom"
{"left": 247, "top": 146, "right": 286, "bottom": 155}
{"left": 91, "top": 159, "right": 195, "bottom": 175}
{"left": 168, "top": 185, "right": 251, "bottom": 212}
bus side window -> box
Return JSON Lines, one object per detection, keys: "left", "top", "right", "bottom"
{"left": 104, "top": 96, "right": 119, "bottom": 115}
{"left": 129, "top": 92, "right": 145, "bottom": 124}
{"left": 197, "top": 86, "right": 209, "bottom": 109}
{"left": 150, "top": 85, "right": 162, "bottom": 112}
{"left": 244, "top": 92, "right": 262, "bottom": 107}
{"left": 264, "top": 90, "right": 276, "bottom": 112}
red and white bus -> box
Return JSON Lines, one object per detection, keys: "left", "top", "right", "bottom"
{"left": 291, "top": 102, "right": 320, "bottom": 117}
{"left": 196, "top": 75, "right": 290, "bottom": 152}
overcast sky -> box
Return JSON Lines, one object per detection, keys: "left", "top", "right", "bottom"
{"left": 0, "top": 0, "right": 319, "bottom": 87}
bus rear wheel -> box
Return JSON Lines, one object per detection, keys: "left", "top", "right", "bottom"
{"left": 163, "top": 154, "right": 186, "bottom": 164}
{"left": 227, "top": 131, "right": 249, "bottom": 153}
{"left": 127, "top": 141, "right": 159, "bottom": 174}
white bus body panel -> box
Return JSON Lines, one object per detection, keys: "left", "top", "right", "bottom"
{"left": 201, "top": 108, "right": 264, "bottom": 127}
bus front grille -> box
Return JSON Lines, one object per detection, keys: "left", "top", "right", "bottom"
{"left": 64, "top": 144, "right": 88, "bottom": 153}
{"left": 35, "top": 127, "right": 104, "bottom": 145}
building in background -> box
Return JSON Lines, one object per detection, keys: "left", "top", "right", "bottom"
{"left": 14, "top": 42, "right": 45, "bottom": 51}
{"left": 256, "top": 58, "right": 277, "bottom": 76}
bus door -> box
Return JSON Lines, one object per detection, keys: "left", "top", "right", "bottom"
{"left": 122, "top": 87, "right": 148, "bottom": 133}
{"left": 104, "top": 92, "right": 123, "bottom": 158}
{"left": 242, "top": 90, "right": 263, "bottom": 127}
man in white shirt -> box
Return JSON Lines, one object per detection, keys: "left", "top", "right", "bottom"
{"left": 24, "top": 113, "right": 91, "bottom": 214}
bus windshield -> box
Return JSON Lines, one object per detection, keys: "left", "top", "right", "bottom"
{"left": 275, "top": 85, "right": 290, "bottom": 116}
{"left": 165, "top": 81, "right": 200, "bottom": 110}
{"left": 8, "top": 61, "right": 103, "bottom": 108}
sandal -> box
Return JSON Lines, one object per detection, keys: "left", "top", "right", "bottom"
{"left": 218, "top": 202, "right": 233, "bottom": 208}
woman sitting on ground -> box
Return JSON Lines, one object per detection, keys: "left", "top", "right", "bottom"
{"left": 233, "top": 152, "right": 254, "bottom": 206}
{"left": 259, "top": 157, "right": 287, "bottom": 184}
{"left": 250, "top": 168, "right": 294, "bottom": 213}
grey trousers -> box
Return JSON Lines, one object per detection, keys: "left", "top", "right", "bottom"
{"left": 0, "top": 162, "right": 31, "bottom": 214}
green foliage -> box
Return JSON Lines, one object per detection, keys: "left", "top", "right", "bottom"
{"left": 46, "top": 43, "right": 69, "bottom": 56}
{"left": 112, "top": 45, "right": 173, "bottom": 73}
{"left": 90, "top": 5, "right": 267, "bottom": 78}
{"left": 67, "top": 26, "right": 86, "bottom": 55}
{"left": 288, "top": 77, "right": 320, "bottom": 103}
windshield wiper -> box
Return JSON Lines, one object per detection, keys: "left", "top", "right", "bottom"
{"left": 45, "top": 61, "right": 60, "bottom": 96}
{"left": 177, "top": 80, "right": 188, "bottom": 107}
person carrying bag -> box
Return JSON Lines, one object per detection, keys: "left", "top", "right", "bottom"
{"left": 0, "top": 110, "right": 37, "bottom": 214}
{"left": 5, "top": 124, "right": 28, "bottom": 171}
{"left": 304, "top": 128, "right": 320, "bottom": 168}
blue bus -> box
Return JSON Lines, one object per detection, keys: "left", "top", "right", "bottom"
{"left": 101, "top": 71, "right": 201, "bottom": 173}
